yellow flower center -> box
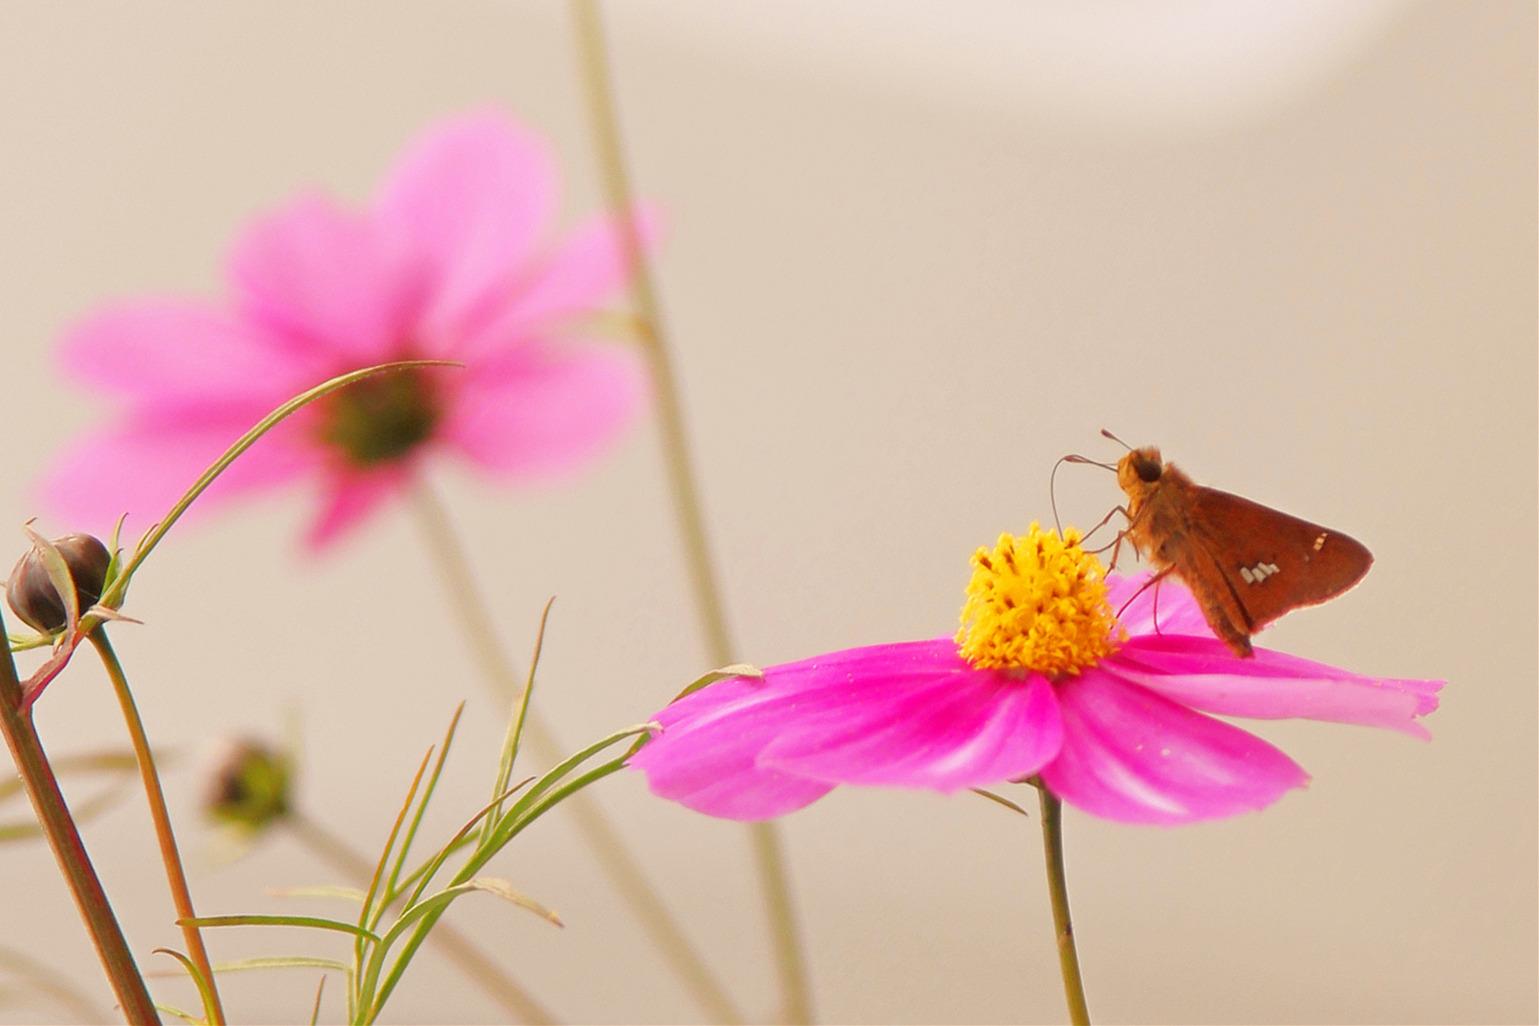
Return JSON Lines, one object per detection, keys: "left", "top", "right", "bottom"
{"left": 956, "top": 523, "right": 1122, "bottom": 677}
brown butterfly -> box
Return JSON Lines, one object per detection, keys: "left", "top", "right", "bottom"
{"left": 1063, "top": 432, "right": 1374, "bottom": 657}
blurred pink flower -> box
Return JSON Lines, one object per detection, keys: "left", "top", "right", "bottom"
{"left": 632, "top": 529, "right": 1442, "bottom": 825}
{"left": 44, "top": 110, "right": 650, "bottom": 549}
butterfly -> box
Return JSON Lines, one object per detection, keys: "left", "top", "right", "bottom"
{"left": 1065, "top": 433, "right": 1374, "bottom": 657}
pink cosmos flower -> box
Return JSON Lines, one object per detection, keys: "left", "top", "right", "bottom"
{"left": 43, "top": 110, "right": 649, "bottom": 549}
{"left": 631, "top": 528, "right": 1443, "bottom": 825}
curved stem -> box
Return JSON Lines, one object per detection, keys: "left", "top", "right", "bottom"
{"left": 569, "top": 4, "right": 813, "bottom": 1021}
{"left": 0, "top": 618, "right": 159, "bottom": 1024}
{"left": 408, "top": 484, "right": 744, "bottom": 1024}
{"left": 1037, "top": 788, "right": 1090, "bottom": 1026}
{"left": 286, "top": 811, "right": 557, "bottom": 1025}
{"left": 89, "top": 631, "right": 225, "bottom": 1025}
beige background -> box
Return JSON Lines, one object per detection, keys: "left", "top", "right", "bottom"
{"left": 1, "top": 2, "right": 1534, "bottom": 1023}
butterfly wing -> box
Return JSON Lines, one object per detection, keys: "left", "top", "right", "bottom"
{"left": 1184, "top": 486, "right": 1373, "bottom": 632}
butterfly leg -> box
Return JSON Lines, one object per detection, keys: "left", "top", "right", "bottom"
{"left": 1077, "top": 504, "right": 1131, "bottom": 548}
{"left": 1114, "top": 565, "right": 1174, "bottom": 621}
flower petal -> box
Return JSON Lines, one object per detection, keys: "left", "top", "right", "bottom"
{"left": 439, "top": 341, "right": 645, "bottom": 478}
{"left": 497, "top": 205, "right": 662, "bottom": 331}
{"left": 41, "top": 410, "right": 313, "bottom": 538}
{"left": 228, "top": 194, "right": 420, "bottom": 365}
{"left": 373, "top": 110, "right": 555, "bottom": 344}
{"left": 1042, "top": 669, "right": 1309, "bottom": 824}
{"left": 761, "top": 656, "right": 1063, "bottom": 792}
{"left": 303, "top": 467, "right": 409, "bottom": 552}
{"left": 631, "top": 674, "right": 836, "bottom": 820}
{"left": 1104, "top": 635, "right": 1443, "bottom": 738}
{"left": 58, "top": 300, "right": 309, "bottom": 403}
{"left": 1104, "top": 572, "right": 1214, "bottom": 639}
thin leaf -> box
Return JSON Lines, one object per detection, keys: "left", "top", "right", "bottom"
{"left": 360, "top": 878, "right": 559, "bottom": 1018}
{"left": 375, "top": 704, "right": 465, "bottom": 933}
{"left": 0, "top": 942, "right": 108, "bottom": 1022}
{"left": 0, "top": 749, "right": 140, "bottom": 802}
{"left": 972, "top": 788, "right": 1032, "bottom": 817}
{"left": 154, "top": 948, "right": 219, "bottom": 1026}
{"left": 1, "top": 780, "right": 133, "bottom": 842}
{"left": 180, "top": 914, "right": 381, "bottom": 944}
{"left": 5, "top": 632, "right": 50, "bottom": 653}
{"left": 356, "top": 747, "right": 434, "bottom": 977}
{"left": 265, "top": 885, "right": 369, "bottom": 904}
{"left": 671, "top": 663, "right": 762, "bottom": 703}
{"left": 95, "top": 360, "right": 457, "bottom": 613}
{"left": 211, "top": 956, "right": 350, "bottom": 975}
{"left": 485, "top": 725, "right": 655, "bottom": 846}
{"left": 484, "top": 597, "right": 555, "bottom": 846}
{"left": 457, "top": 878, "right": 564, "bottom": 927}
{"left": 22, "top": 526, "right": 78, "bottom": 637}
{"left": 309, "top": 976, "right": 327, "bottom": 1026}
{"left": 155, "top": 1002, "right": 204, "bottom": 1025}
{"left": 398, "top": 778, "right": 536, "bottom": 910}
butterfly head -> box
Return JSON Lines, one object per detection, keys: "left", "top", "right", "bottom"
{"left": 1116, "top": 446, "right": 1165, "bottom": 500}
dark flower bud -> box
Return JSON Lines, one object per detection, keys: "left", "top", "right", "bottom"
{"left": 203, "top": 738, "right": 292, "bottom": 833}
{"left": 5, "top": 533, "right": 111, "bottom": 634}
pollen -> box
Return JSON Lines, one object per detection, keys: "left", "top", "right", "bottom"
{"left": 956, "top": 523, "right": 1123, "bottom": 677}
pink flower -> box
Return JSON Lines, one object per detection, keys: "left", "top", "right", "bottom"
{"left": 43, "top": 110, "right": 650, "bottom": 549}
{"left": 631, "top": 528, "right": 1443, "bottom": 825}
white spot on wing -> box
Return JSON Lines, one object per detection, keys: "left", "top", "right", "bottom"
{"left": 1240, "top": 566, "right": 1255, "bottom": 584}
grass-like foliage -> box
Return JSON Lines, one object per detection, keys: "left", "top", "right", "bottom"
{"left": 180, "top": 601, "right": 654, "bottom": 1024}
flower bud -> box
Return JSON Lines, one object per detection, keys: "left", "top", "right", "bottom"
{"left": 203, "top": 738, "right": 292, "bottom": 833}
{"left": 5, "top": 533, "right": 111, "bottom": 634}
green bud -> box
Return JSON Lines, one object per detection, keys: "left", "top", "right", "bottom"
{"left": 5, "top": 533, "right": 111, "bottom": 634}
{"left": 203, "top": 738, "right": 292, "bottom": 833}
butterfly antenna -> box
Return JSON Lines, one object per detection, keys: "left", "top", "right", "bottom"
{"left": 1050, "top": 454, "right": 1116, "bottom": 535}
{"left": 1100, "top": 428, "right": 1133, "bottom": 451}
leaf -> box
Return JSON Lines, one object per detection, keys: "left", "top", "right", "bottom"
{"left": 971, "top": 788, "right": 1032, "bottom": 818}
{"left": 210, "top": 956, "right": 350, "bottom": 975}
{"left": 179, "top": 914, "right": 381, "bottom": 944}
{"left": 21, "top": 526, "right": 78, "bottom": 637}
{"left": 154, "top": 948, "right": 219, "bottom": 1026}
{"left": 484, "top": 598, "right": 556, "bottom": 846}
{"left": 396, "top": 778, "right": 535, "bottom": 910}
{"left": 265, "top": 885, "right": 369, "bottom": 904}
{"left": 308, "top": 975, "right": 327, "bottom": 1026}
{"left": 155, "top": 1002, "right": 204, "bottom": 1025}
{"left": 671, "top": 663, "right": 762, "bottom": 703}
{"left": 375, "top": 704, "right": 466, "bottom": 932}
{"left": 356, "top": 747, "right": 435, "bottom": 972}
{"left": 458, "top": 878, "right": 564, "bottom": 927}
{"left": 95, "top": 360, "right": 458, "bottom": 613}
{"left": 0, "top": 749, "right": 141, "bottom": 803}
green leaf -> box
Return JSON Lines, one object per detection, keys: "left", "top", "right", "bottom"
{"left": 484, "top": 597, "right": 556, "bottom": 846}
{"left": 356, "top": 746, "right": 435, "bottom": 982}
{"left": 0, "top": 749, "right": 140, "bottom": 804}
{"left": 309, "top": 976, "right": 327, "bottom": 1026}
{"left": 154, "top": 948, "right": 219, "bottom": 1026}
{"left": 265, "top": 886, "right": 369, "bottom": 904}
{"left": 95, "top": 360, "right": 458, "bottom": 614}
{"left": 971, "top": 787, "right": 1032, "bottom": 817}
{"left": 375, "top": 704, "right": 465, "bottom": 933}
{"left": 396, "top": 778, "right": 535, "bottom": 910}
{"left": 210, "top": 956, "right": 351, "bottom": 975}
{"left": 671, "top": 663, "right": 762, "bottom": 703}
{"left": 155, "top": 1002, "right": 204, "bottom": 1025}
{"left": 179, "top": 914, "right": 381, "bottom": 944}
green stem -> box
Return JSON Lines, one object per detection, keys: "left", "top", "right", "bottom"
{"left": 89, "top": 631, "right": 225, "bottom": 1025}
{"left": 569, "top": 3, "right": 813, "bottom": 1021}
{"left": 0, "top": 622, "right": 159, "bottom": 1024}
{"left": 408, "top": 484, "right": 744, "bottom": 1024}
{"left": 287, "top": 811, "right": 557, "bottom": 1025}
{"left": 1037, "top": 788, "right": 1091, "bottom": 1026}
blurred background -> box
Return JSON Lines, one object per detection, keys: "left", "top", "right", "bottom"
{"left": 1, "top": 2, "right": 1533, "bottom": 1023}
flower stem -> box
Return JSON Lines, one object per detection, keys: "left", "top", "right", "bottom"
{"left": 286, "top": 811, "right": 557, "bottom": 1025}
{"left": 1036, "top": 788, "right": 1091, "bottom": 1026}
{"left": 408, "top": 484, "right": 745, "bottom": 1024}
{"left": 89, "top": 630, "right": 225, "bottom": 1025}
{"left": 569, "top": 4, "right": 814, "bottom": 1021}
{"left": 0, "top": 618, "right": 160, "bottom": 1025}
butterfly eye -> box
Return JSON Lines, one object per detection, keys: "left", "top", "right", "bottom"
{"left": 1134, "top": 457, "right": 1162, "bottom": 483}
